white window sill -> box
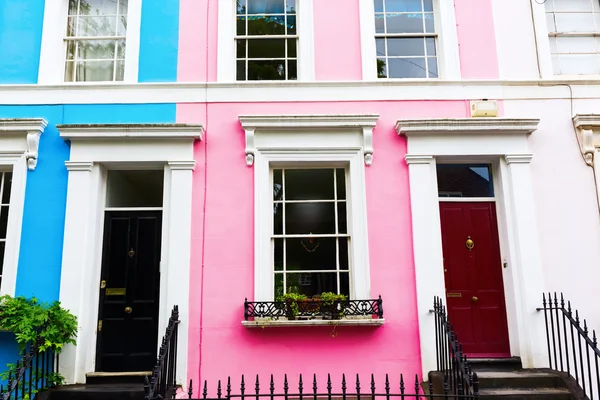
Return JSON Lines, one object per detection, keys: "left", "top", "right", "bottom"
{"left": 241, "top": 318, "right": 385, "bottom": 328}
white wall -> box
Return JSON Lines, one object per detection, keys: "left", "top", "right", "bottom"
{"left": 504, "top": 98, "right": 600, "bottom": 331}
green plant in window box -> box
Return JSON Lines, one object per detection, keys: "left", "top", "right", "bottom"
{"left": 277, "top": 293, "right": 307, "bottom": 320}
{"left": 319, "top": 292, "right": 348, "bottom": 320}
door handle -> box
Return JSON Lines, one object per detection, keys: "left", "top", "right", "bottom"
{"left": 124, "top": 307, "right": 133, "bottom": 314}
{"left": 472, "top": 296, "right": 478, "bottom": 303}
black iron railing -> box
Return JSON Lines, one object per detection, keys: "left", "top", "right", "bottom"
{"left": 537, "top": 292, "right": 600, "bottom": 400}
{"left": 431, "top": 296, "right": 479, "bottom": 398}
{"left": 0, "top": 341, "right": 58, "bottom": 400}
{"left": 144, "top": 305, "right": 180, "bottom": 400}
{"left": 179, "top": 373, "right": 476, "bottom": 399}
{"left": 244, "top": 296, "right": 383, "bottom": 321}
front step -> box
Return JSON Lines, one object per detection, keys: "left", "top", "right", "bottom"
{"left": 42, "top": 384, "right": 145, "bottom": 400}
{"left": 476, "top": 370, "right": 568, "bottom": 389}
{"left": 469, "top": 357, "right": 523, "bottom": 372}
{"left": 86, "top": 371, "right": 151, "bottom": 385}
{"left": 478, "top": 387, "right": 574, "bottom": 400}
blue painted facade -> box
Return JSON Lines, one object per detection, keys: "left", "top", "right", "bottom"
{"left": 0, "top": 0, "right": 181, "bottom": 376}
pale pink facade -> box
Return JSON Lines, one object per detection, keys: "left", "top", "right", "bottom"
{"left": 175, "top": 0, "right": 505, "bottom": 387}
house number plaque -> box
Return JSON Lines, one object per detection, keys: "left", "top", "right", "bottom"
{"left": 105, "top": 288, "right": 126, "bottom": 296}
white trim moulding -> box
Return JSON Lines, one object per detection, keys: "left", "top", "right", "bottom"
{"left": 242, "top": 319, "right": 385, "bottom": 328}
{"left": 239, "top": 114, "right": 379, "bottom": 166}
{"left": 57, "top": 123, "right": 204, "bottom": 141}
{"left": 396, "top": 118, "right": 540, "bottom": 136}
{"left": 0, "top": 118, "right": 47, "bottom": 170}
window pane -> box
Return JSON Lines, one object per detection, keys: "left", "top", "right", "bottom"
{"left": 385, "top": 13, "right": 425, "bottom": 33}
{"left": 286, "top": 15, "right": 296, "bottom": 34}
{"left": 286, "top": 238, "right": 337, "bottom": 271}
{"left": 1, "top": 173, "right": 12, "bottom": 204}
{"left": 118, "top": 0, "right": 129, "bottom": 15}
{"left": 425, "top": 13, "right": 435, "bottom": 32}
{"left": 556, "top": 36, "right": 597, "bottom": 53}
{"left": 274, "top": 239, "right": 283, "bottom": 271}
{"left": 426, "top": 37, "right": 436, "bottom": 56}
{"left": 554, "top": 12, "right": 595, "bottom": 32}
{"left": 68, "top": 0, "right": 78, "bottom": 14}
{"left": 273, "top": 169, "right": 283, "bottom": 199}
{"left": 248, "top": 60, "right": 286, "bottom": 79}
{"left": 375, "top": 14, "right": 385, "bottom": 33}
{"left": 117, "top": 15, "right": 127, "bottom": 35}
{"left": 248, "top": 16, "right": 285, "bottom": 35}
{"left": 388, "top": 58, "right": 427, "bottom": 78}
{"left": 436, "top": 164, "right": 494, "bottom": 198}
{"left": 237, "top": 0, "right": 247, "bottom": 14}
{"left": 285, "top": 203, "right": 335, "bottom": 234}
{"left": 285, "top": 169, "right": 334, "bottom": 200}
{"left": 549, "top": 0, "right": 593, "bottom": 12}
{"left": 115, "top": 60, "right": 125, "bottom": 81}
{"left": 374, "top": 0, "right": 384, "bottom": 12}
{"left": 77, "top": 40, "right": 116, "bottom": 59}
{"left": 66, "top": 16, "right": 77, "bottom": 36}
{"left": 287, "top": 60, "right": 297, "bottom": 79}
{"left": 248, "top": 39, "right": 286, "bottom": 58}
{"left": 385, "top": 0, "right": 423, "bottom": 12}
{"left": 336, "top": 169, "right": 346, "bottom": 200}
{"left": 65, "top": 61, "right": 76, "bottom": 81}
{"left": 237, "top": 39, "right": 247, "bottom": 58}
{"left": 275, "top": 273, "right": 284, "bottom": 298}
{"left": 0, "top": 206, "right": 8, "bottom": 238}
{"left": 428, "top": 57, "right": 438, "bottom": 77}
{"left": 388, "top": 37, "right": 425, "bottom": 57}
{"left": 116, "top": 39, "right": 126, "bottom": 58}
{"left": 339, "top": 239, "right": 349, "bottom": 270}
{"left": 237, "top": 60, "right": 246, "bottom": 80}
{"left": 76, "top": 60, "right": 115, "bottom": 81}
{"left": 287, "top": 0, "right": 296, "bottom": 12}
{"left": 339, "top": 272, "right": 350, "bottom": 297}
{"left": 274, "top": 202, "right": 283, "bottom": 234}
{"left": 337, "top": 202, "right": 347, "bottom": 234}
{"left": 287, "top": 39, "right": 297, "bottom": 57}
{"left": 248, "top": 0, "right": 285, "bottom": 14}
{"left": 557, "top": 54, "right": 600, "bottom": 74}
{"left": 285, "top": 272, "right": 338, "bottom": 297}
{"left": 76, "top": 16, "right": 118, "bottom": 36}
{"left": 423, "top": 0, "right": 433, "bottom": 12}
{"left": 376, "top": 38, "right": 386, "bottom": 56}
{"left": 0, "top": 242, "right": 5, "bottom": 276}
{"left": 377, "top": 58, "right": 387, "bottom": 77}
{"left": 77, "top": 0, "right": 118, "bottom": 15}
{"left": 237, "top": 16, "right": 246, "bottom": 35}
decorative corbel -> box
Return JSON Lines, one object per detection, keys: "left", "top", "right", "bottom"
{"left": 363, "top": 127, "right": 374, "bottom": 166}
{"left": 25, "top": 130, "right": 42, "bottom": 171}
{"left": 578, "top": 126, "right": 595, "bottom": 166}
{"left": 244, "top": 127, "right": 256, "bottom": 166}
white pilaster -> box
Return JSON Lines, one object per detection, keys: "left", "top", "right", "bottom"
{"left": 59, "top": 161, "right": 98, "bottom": 384}
{"left": 164, "top": 161, "right": 195, "bottom": 384}
{"left": 405, "top": 155, "right": 446, "bottom": 377}
{"left": 504, "top": 154, "right": 547, "bottom": 368}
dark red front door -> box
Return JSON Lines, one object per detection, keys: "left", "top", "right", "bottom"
{"left": 440, "top": 202, "right": 510, "bottom": 358}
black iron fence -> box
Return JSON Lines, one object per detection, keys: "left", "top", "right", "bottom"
{"left": 537, "top": 292, "right": 600, "bottom": 400}
{"left": 144, "top": 305, "right": 180, "bottom": 400}
{"left": 0, "top": 342, "right": 58, "bottom": 400}
{"left": 244, "top": 297, "right": 383, "bottom": 321}
{"left": 430, "top": 297, "right": 479, "bottom": 397}
{"left": 178, "top": 373, "right": 477, "bottom": 400}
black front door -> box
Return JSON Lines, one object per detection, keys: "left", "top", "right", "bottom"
{"left": 96, "top": 211, "right": 162, "bottom": 372}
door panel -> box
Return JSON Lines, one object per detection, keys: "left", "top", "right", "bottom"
{"left": 440, "top": 202, "right": 510, "bottom": 357}
{"left": 96, "top": 211, "right": 162, "bottom": 372}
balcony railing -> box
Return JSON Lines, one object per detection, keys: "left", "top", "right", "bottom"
{"left": 244, "top": 296, "right": 383, "bottom": 321}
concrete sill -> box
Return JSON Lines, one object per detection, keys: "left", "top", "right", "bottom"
{"left": 242, "top": 318, "right": 385, "bottom": 328}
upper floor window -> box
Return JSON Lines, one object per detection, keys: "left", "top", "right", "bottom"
{"left": 236, "top": 0, "right": 298, "bottom": 80}
{"left": 545, "top": 0, "right": 600, "bottom": 75}
{"left": 374, "top": 0, "right": 438, "bottom": 79}
{"left": 65, "top": 0, "right": 129, "bottom": 82}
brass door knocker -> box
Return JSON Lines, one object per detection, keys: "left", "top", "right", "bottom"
{"left": 128, "top": 248, "right": 135, "bottom": 258}
{"left": 465, "top": 236, "right": 474, "bottom": 251}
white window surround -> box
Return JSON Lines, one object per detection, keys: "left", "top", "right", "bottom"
{"left": 239, "top": 114, "right": 378, "bottom": 302}
{"left": 396, "top": 117, "right": 549, "bottom": 377}
{"left": 38, "top": 0, "right": 142, "bottom": 84}
{"left": 56, "top": 123, "right": 203, "bottom": 385}
{"left": 574, "top": 114, "right": 600, "bottom": 211}
{"left": 0, "top": 119, "right": 46, "bottom": 296}
{"left": 359, "top": 0, "right": 461, "bottom": 80}
{"left": 218, "top": 0, "right": 315, "bottom": 82}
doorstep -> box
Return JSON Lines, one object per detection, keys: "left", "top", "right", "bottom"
{"left": 241, "top": 318, "right": 385, "bottom": 327}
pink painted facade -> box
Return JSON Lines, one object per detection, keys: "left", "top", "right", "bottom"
{"left": 175, "top": 0, "right": 501, "bottom": 389}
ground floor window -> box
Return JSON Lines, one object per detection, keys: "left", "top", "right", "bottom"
{"left": 272, "top": 167, "right": 350, "bottom": 298}
{"left": 0, "top": 170, "right": 13, "bottom": 290}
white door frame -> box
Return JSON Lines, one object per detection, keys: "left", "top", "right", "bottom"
{"left": 57, "top": 124, "right": 203, "bottom": 384}
{"left": 396, "top": 118, "right": 548, "bottom": 377}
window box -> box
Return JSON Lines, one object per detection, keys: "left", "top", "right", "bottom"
{"left": 242, "top": 296, "right": 384, "bottom": 327}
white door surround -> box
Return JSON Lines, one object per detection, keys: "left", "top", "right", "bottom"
{"left": 395, "top": 118, "right": 548, "bottom": 376}
{"left": 57, "top": 123, "right": 203, "bottom": 384}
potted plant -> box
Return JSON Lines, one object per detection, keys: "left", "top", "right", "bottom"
{"left": 319, "top": 292, "right": 348, "bottom": 320}
{"left": 277, "top": 293, "right": 307, "bottom": 320}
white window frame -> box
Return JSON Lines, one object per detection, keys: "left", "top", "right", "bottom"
{"left": 531, "top": 0, "right": 600, "bottom": 79}
{"left": 239, "top": 114, "right": 378, "bottom": 301}
{"left": 359, "top": 0, "right": 460, "bottom": 80}
{"left": 38, "top": 0, "right": 142, "bottom": 84}
{"left": 0, "top": 119, "right": 46, "bottom": 296}
{"left": 218, "top": 0, "right": 315, "bottom": 82}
